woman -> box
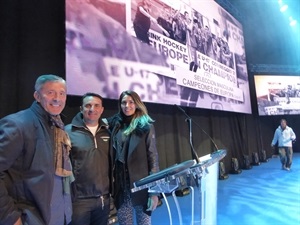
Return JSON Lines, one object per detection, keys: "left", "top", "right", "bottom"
{"left": 108, "top": 90, "right": 159, "bottom": 225}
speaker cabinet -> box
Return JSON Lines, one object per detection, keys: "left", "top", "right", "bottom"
{"left": 260, "top": 150, "right": 268, "bottom": 162}
{"left": 219, "top": 161, "right": 229, "bottom": 180}
{"left": 243, "top": 155, "right": 252, "bottom": 170}
{"left": 230, "top": 158, "right": 242, "bottom": 174}
{"left": 252, "top": 152, "right": 261, "bottom": 165}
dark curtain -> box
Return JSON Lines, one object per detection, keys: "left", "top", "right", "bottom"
{"left": 0, "top": 0, "right": 299, "bottom": 175}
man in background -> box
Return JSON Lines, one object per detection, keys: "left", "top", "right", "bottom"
{"left": 271, "top": 118, "right": 296, "bottom": 171}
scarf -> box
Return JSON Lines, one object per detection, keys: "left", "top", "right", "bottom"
{"left": 122, "top": 114, "right": 133, "bottom": 125}
{"left": 50, "top": 115, "right": 73, "bottom": 177}
{"left": 50, "top": 115, "right": 75, "bottom": 194}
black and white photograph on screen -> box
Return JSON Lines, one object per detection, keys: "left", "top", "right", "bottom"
{"left": 254, "top": 75, "right": 300, "bottom": 116}
{"left": 129, "top": 0, "right": 251, "bottom": 112}
{"left": 66, "top": 0, "right": 251, "bottom": 114}
{"left": 66, "top": 0, "right": 172, "bottom": 102}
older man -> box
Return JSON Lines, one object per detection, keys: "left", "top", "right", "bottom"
{"left": 0, "top": 74, "right": 73, "bottom": 225}
{"left": 271, "top": 119, "right": 296, "bottom": 171}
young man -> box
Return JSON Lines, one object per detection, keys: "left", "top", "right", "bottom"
{"left": 0, "top": 74, "right": 73, "bottom": 225}
{"left": 65, "top": 93, "right": 111, "bottom": 225}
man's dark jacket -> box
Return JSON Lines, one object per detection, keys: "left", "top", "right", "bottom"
{"left": 0, "top": 102, "right": 62, "bottom": 225}
{"left": 65, "top": 112, "right": 111, "bottom": 199}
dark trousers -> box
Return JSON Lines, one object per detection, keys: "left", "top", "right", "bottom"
{"left": 134, "top": 24, "right": 150, "bottom": 44}
{"left": 70, "top": 196, "right": 110, "bottom": 225}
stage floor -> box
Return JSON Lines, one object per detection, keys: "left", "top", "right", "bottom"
{"left": 112, "top": 153, "right": 300, "bottom": 225}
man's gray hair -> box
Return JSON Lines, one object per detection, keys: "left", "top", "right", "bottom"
{"left": 34, "top": 74, "right": 66, "bottom": 92}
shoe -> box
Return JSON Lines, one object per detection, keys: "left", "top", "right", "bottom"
{"left": 282, "top": 165, "right": 287, "bottom": 170}
{"left": 282, "top": 166, "right": 290, "bottom": 171}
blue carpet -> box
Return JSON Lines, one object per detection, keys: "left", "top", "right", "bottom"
{"left": 216, "top": 153, "right": 300, "bottom": 225}
{"left": 150, "top": 153, "right": 300, "bottom": 225}
{"left": 114, "top": 153, "right": 300, "bottom": 225}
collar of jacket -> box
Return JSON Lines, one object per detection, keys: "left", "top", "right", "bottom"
{"left": 71, "top": 112, "right": 108, "bottom": 130}
{"left": 30, "top": 101, "right": 53, "bottom": 126}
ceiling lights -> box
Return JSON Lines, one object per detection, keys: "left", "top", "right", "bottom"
{"left": 278, "top": 0, "right": 298, "bottom": 27}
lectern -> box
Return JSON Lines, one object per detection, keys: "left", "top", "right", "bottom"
{"left": 131, "top": 159, "right": 196, "bottom": 225}
{"left": 190, "top": 149, "right": 226, "bottom": 225}
{"left": 132, "top": 149, "right": 226, "bottom": 225}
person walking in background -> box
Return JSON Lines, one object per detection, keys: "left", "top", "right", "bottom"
{"left": 65, "top": 93, "right": 111, "bottom": 225}
{"left": 271, "top": 118, "right": 296, "bottom": 171}
{"left": 108, "top": 90, "right": 159, "bottom": 225}
{"left": 0, "top": 74, "right": 73, "bottom": 225}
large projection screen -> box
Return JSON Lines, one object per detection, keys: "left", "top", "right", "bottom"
{"left": 66, "top": 0, "right": 251, "bottom": 114}
{"left": 254, "top": 75, "right": 300, "bottom": 116}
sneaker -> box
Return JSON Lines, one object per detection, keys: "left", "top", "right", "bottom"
{"left": 282, "top": 166, "right": 290, "bottom": 171}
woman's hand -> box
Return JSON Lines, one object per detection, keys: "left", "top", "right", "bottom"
{"left": 146, "top": 195, "right": 159, "bottom": 211}
{"left": 14, "top": 217, "right": 22, "bottom": 225}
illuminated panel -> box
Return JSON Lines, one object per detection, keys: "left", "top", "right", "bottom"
{"left": 254, "top": 75, "right": 300, "bottom": 116}
{"left": 65, "top": 0, "right": 251, "bottom": 114}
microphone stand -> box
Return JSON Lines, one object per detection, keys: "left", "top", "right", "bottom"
{"left": 186, "top": 117, "right": 200, "bottom": 163}
{"left": 175, "top": 105, "right": 219, "bottom": 158}
{"left": 176, "top": 105, "right": 199, "bottom": 163}
{"left": 193, "top": 123, "right": 219, "bottom": 152}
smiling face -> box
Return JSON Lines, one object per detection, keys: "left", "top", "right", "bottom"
{"left": 81, "top": 95, "right": 104, "bottom": 126}
{"left": 120, "top": 95, "right": 136, "bottom": 117}
{"left": 34, "top": 81, "right": 67, "bottom": 115}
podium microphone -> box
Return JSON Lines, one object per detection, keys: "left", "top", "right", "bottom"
{"left": 175, "top": 104, "right": 219, "bottom": 152}
{"left": 174, "top": 104, "right": 199, "bottom": 163}
{"left": 175, "top": 104, "right": 191, "bottom": 120}
{"left": 196, "top": 124, "right": 219, "bottom": 152}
